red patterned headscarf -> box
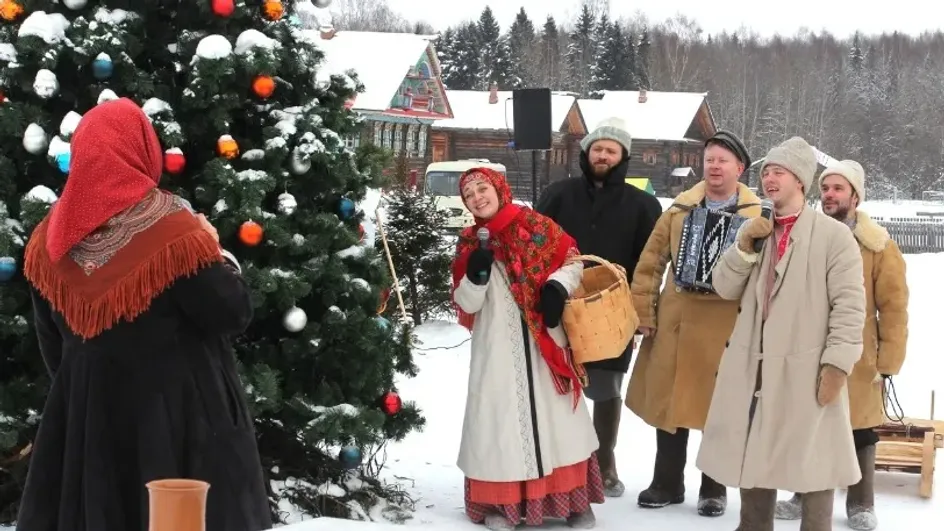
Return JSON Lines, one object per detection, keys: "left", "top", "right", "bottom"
{"left": 45, "top": 98, "right": 164, "bottom": 262}
{"left": 451, "top": 168, "right": 584, "bottom": 405}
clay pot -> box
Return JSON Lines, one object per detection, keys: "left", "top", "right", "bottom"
{"left": 146, "top": 479, "right": 210, "bottom": 531}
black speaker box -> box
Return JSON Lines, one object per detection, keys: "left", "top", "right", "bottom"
{"left": 512, "top": 88, "right": 552, "bottom": 151}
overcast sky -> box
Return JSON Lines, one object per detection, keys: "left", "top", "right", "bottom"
{"left": 383, "top": 0, "right": 942, "bottom": 38}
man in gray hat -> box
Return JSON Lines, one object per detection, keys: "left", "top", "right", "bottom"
{"left": 536, "top": 116, "right": 662, "bottom": 498}
{"left": 696, "top": 136, "right": 866, "bottom": 530}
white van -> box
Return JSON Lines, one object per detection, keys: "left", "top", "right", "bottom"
{"left": 424, "top": 159, "right": 507, "bottom": 230}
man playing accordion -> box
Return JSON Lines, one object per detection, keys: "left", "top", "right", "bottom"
{"left": 627, "top": 131, "right": 761, "bottom": 518}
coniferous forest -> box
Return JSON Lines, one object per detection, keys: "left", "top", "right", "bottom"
{"left": 336, "top": 0, "right": 944, "bottom": 199}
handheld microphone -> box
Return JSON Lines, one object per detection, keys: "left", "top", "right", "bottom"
{"left": 753, "top": 198, "right": 774, "bottom": 253}
{"left": 475, "top": 227, "right": 490, "bottom": 279}
{"left": 476, "top": 227, "right": 490, "bottom": 249}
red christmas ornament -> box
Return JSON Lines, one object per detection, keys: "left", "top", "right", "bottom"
{"left": 381, "top": 391, "right": 402, "bottom": 416}
{"left": 211, "top": 0, "right": 235, "bottom": 17}
{"left": 239, "top": 220, "right": 264, "bottom": 246}
{"left": 163, "top": 148, "right": 185, "bottom": 174}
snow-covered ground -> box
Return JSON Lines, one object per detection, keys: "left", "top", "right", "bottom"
{"left": 288, "top": 250, "right": 944, "bottom": 529}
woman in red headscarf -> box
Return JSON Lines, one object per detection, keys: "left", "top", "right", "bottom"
{"left": 452, "top": 168, "right": 605, "bottom": 530}
{"left": 17, "top": 98, "right": 271, "bottom": 531}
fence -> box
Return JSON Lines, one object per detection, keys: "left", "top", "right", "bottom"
{"left": 871, "top": 216, "right": 944, "bottom": 254}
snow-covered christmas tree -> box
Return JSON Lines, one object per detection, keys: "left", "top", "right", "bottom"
{"left": 0, "top": 0, "right": 423, "bottom": 524}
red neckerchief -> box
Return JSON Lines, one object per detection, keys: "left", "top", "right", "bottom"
{"left": 451, "top": 168, "right": 582, "bottom": 407}
{"left": 774, "top": 213, "right": 799, "bottom": 260}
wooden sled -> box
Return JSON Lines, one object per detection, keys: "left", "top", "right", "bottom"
{"left": 874, "top": 391, "right": 941, "bottom": 498}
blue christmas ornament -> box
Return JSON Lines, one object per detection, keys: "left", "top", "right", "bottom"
{"left": 338, "top": 197, "right": 355, "bottom": 220}
{"left": 92, "top": 53, "right": 113, "bottom": 80}
{"left": 338, "top": 445, "right": 362, "bottom": 470}
{"left": 374, "top": 316, "right": 390, "bottom": 330}
{"left": 55, "top": 152, "right": 70, "bottom": 173}
{"left": 0, "top": 257, "right": 16, "bottom": 282}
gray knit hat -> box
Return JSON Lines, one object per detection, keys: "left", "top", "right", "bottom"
{"left": 761, "top": 137, "right": 818, "bottom": 195}
{"left": 581, "top": 116, "right": 631, "bottom": 156}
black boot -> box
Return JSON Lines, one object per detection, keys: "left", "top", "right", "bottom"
{"left": 637, "top": 428, "right": 687, "bottom": 508}
{"left": 592, "top": 397, "right": 624, "bottom": 497}
{"left": 697, "top": 473, "right": 727, "bottom": 516}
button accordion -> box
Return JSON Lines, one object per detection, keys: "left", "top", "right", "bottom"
{"left": 674, "top": 206, "right": 749, "bottom": 293}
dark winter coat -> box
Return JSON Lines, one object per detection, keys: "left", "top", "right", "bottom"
{"left": 535, "top": 152, "right": 663, "bottom": 372}
{"left": 16, "top": 257, "right": 272, "bottom": 531}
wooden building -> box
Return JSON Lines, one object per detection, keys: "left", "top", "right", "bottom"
{"left": 314, "top": 31, "right": 453, "bottom": 172}
{"left": 578, "top": 90, "right": 717, "bottom": 197}
{"left": 429, "top": 86, "right": 587, "bottom": 202}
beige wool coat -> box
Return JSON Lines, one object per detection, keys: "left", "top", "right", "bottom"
{"left": 696, "top": 207, "right": 867, "bottom": 493}
{"left": 627, "top": 182, "right": 762, "bottom": 432}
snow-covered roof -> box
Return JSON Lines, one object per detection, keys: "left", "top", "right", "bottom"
{"left": 671, "top": 167, "right": 694, "bottom": 176}
{"left": 312, "top": 31, "right": 437, "bottom": 112}
{"left": 579, "top": 90, "right": 711, "bottom": 141}
{"left": 433, "top": 90, "right": 578, "bottom": 131}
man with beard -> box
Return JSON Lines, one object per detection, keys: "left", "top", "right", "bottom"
{"left": 775, "top": 160, "right": 909, "bottom": 530}
{"left": 628, "top": 130, "right": 759, "bottom": 517}
{"left": 536, "top": 116, "right": 662, "bottom": 498}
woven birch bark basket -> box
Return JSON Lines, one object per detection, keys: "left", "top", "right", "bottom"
{"left": 561, "top": 254, "right": 639, "bottom": 365}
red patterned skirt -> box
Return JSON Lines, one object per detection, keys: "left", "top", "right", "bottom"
{"left": 464, "top": 452, "right": 605, "bottom": 526}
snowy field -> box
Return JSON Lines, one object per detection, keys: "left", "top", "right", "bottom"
{"left": 288, "top": 250, "right": 944, "bottom": 530}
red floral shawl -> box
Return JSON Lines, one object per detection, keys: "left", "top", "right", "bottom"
{"left": 451, "top": 168, "right": 583, "bottom": 405}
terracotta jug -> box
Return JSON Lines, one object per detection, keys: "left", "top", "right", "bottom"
{"left": 146, "top": 478, "right": 210, "bottom": 531}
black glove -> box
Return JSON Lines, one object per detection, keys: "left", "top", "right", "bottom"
{"left": 539, "top": 280, "right": 568, "bottom": 328}
{"left": 465, "top": 248, "right": 494, "bottom": 285}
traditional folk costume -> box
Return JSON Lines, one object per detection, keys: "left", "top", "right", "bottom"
{"left": 18, "top": 98, "right": 271, "bottom": 531}
{"left": 451, "top": 168, "right": 603, "bottom": 529}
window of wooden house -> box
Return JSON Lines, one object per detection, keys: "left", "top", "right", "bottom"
{"left": 344, "top": 134, "right": 360, "bottom": 150}
{"left": 417, "top": 125, "right": 427, "bottom": 157}
{"left": 406, "top": 124, "right": 418, "bottom": 156}
{"left": 373, "top": 122, "right": 382, "bottom": 146}
{"left": 670, "top": 151, "right": 680, "bottom": 165}
{"left": 383, "top": 123, "right": 393, "bottom": 150}
{"left": 642, "top": 151, "right": 658, "bottom": 165}
{"left": 551, "top": 148, "right": 566, "bottom": 165}
{"left": 394, "top": 124, "right": 403, "bottom": 153}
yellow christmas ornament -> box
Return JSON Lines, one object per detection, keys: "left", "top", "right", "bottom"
{"left": 0, "top": 0, "right": 24, "bottom": 22}
{"left": 217, "top": 135, "right": 239, "bottom": 159}
{"left": 262, "top": 0, "right": 284, "bottom": 21}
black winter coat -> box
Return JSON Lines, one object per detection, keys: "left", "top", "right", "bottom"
{"left": 16, "top": 257, "right": 272, "bottom": 531}
{"left": 536, "top": 153, "right": 663, "bottom": 372}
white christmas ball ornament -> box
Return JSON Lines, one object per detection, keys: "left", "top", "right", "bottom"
{"left": 283, "top": 306, "right": 308, "bottom": 332}
{"left": 23, "top": 123, "right": 48, "bottom": 154}
{"left": 277, "top": 192, "right": 297, "bottom": 215}
{"left": 98, "top": 89, "right": 119, "bottom": 103}
{"left": 33, "top": 69, "right": 60, "bottom": 99}
{"left": 290, "top": 147, "right": 311, "bottom": 175}
{"left": 63, "top": 0, "right": 88, "bottom": 9}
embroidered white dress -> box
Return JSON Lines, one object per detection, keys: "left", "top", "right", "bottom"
{"left": 454, "top": 260, "right": 599, "bottom": 482}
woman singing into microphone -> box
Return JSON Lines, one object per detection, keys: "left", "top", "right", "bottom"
{"left": 451, "top": 168, "right": 603, "bottom": 530}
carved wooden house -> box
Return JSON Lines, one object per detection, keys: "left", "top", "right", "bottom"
{"left": 429, "top": 86, "right": 587, "bottom": 201}
{"left": 578, "top": 90, "right": 717, "bottom": 197}
{"left": 314, "top": 31, "right": 453, "bottom": 172}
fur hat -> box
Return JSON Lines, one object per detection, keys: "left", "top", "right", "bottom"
{"left": 581, "top": 116, "right": 631, "bottom": 156}
{"left": 819, "top": 160, "right": 865, "bottom": 202}
{"left": 761, "top": 137, "right": 818, "bottom": 195}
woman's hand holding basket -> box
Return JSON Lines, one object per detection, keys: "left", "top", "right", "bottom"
{"left": 539, "top": 280, "right": 567, "bottom": 328}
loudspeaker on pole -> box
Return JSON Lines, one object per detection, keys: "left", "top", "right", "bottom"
{"left": 512, "top": 88, "right": 552, "bottom": 151}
